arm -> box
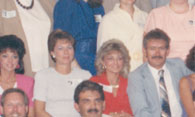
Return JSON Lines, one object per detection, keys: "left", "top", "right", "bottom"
{"left": 34, "top": 100, "right": 52, "bottom": 117}
{"left": 28, "top": 107, "right": 34, "bottom": 117}
{"left": 179, "top": 77, "right": 195, "bottom": 117}
{"left": 127, "top": 72, "right": 154, "bottom": 117}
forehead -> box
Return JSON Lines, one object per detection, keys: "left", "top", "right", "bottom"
{"left": 146, "top": 39, "right": 166, "bottom": 46}
{"left": 79, "top": 90, "right": 101, "bottom": 100}
{"left": 4, "top": 92, "right": 24, "bottom": 102}
{"left": 106, "top": 50, "right": 122, "bottom": 56}
{"left": 0, "top": 48, "right": 17, "bottom": 54}
{"left": 55, "top": 39, "right": 72, "bottom": 45}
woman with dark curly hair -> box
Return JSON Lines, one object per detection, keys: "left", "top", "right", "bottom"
{"left": 0, "top": 35, "right": 34, "bottom": 116}
{"left": 180, "top": 45, "right": 195, "bottom": 117}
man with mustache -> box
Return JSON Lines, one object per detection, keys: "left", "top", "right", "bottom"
{"left": 127, "top": 28, "right": 193, "bottom": 117}
{"left": 0, "top": 88, "right": 28, "bottom": 117}
{"left": 74, "top": 80, "right": 105, "bottom": 117}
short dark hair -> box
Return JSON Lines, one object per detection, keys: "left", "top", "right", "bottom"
{"left": 143, "top": 28, "right": 170, "bottom": 49}
{"left": 1, "top": 88, "right": 29, "bottom": 107}
{"left": 74, "top": 80, "right": 104, "bottom": 104}
{"left": 186, "top": 45, "right": 195, "bottom": 72}
{"left": 0, "top": 35, "right": 26, "bottom": 74}
{"left": 48, "top": 29, "right": 75, "bottom": 62}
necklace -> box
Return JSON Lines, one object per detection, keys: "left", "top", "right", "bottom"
{"left": 16, "top": 0, "right": 34, "bottom": 10}
{"left": 110, "top": 84, "right": 119, "bottom": 88}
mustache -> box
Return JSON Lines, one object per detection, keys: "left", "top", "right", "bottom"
{"left": 88, "top": 108, "right": 99, "bottom": 113}
{"left": 152, "top": 56, "right": 163, "bottom": 59}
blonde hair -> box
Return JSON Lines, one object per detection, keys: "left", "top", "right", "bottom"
{"left": 95, "top": 39, "right": 130, "bottom": 78}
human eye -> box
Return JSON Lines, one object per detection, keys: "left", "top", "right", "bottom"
{"left": 159, "top": 47, "right": 166, "bottom": 50}
{"left": 1, "top": 54, "right": 8, "bottom": 58}
{"left": 57, "top": 46, "right": 63, "bottom": 50}
{"left": 67, "top": 45, "right": 73, "bottom": 50}
{"left": 96, "top": 98, "right": 103, "bottom": 103}
{"left": 81, "top": 99, "right": 90, "bottom": 104}
{"left": 13, "top": 55, "right": 19, "bottom": 59}
{"left": 148, "top": 47, "right": 156, "bottom": 51}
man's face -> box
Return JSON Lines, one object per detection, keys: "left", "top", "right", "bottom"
{"left": 75, "top": 90, "right": 105, "bottom": 117}
{"left": 1, "top": 92, "right": 28, "bottom": 117}
{"left": 143, "top": 39, "right": 170, "bottom": 69}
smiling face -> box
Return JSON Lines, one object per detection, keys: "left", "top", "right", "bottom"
{"left": 1, "top": 92, "right": 28, "bottom": 117}
{"left": 51, "top": 39, "right": 74, "bottom": 66}
{"left": 0, "top": 49, "right": 19, "bottom": 73}
{"left": 75, "top": 90, "right": 105, "bottom": 117}
{"left": 102, "top": 50, "right": 124, "bottom": 75}
{"left": 144, "top": 39, "right": 170, "bottom": 69}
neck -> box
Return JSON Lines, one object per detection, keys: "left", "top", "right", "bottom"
{"left": 55, "top": 63, "right": 71, "bottom": 75}
{"left": 106, "top": 72, "right": 120, "bottom": 85}
{"left": 0, "top": 70, "right": 16, "bottom": 82}
{"left": 169, "top": 2, "right": 189, "bottom": 14}
{"left": 120, "top": 3, "right": 134, "bottom": 18}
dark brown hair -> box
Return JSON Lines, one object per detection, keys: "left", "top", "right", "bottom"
{"left": 48, "top": 29, "right": 75, "bottom": 62}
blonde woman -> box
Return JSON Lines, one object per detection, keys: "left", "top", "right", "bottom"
{"left": 90, "top": 39, "right": 133, "bottom": 117}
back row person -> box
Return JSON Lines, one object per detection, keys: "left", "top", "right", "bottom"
{"left": 144, "top": 0, "right": 195, "bottom": 60}
{"left": 127, "top": 29, "right": 193, "bottom": 117}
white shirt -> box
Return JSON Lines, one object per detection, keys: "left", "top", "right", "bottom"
{"left": 148, "top": 64, "right": 182, "bottom": 117}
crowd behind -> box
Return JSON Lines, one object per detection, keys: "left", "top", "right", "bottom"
{"left": 0, "top": 0, "right": 194, "bottom": 117}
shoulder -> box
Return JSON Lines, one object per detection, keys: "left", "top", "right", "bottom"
{"left": 16, "top": 74, "right": 34, "bottom": 83}
{"left": 130, "top": 63, "right": 148, "bottom": 77}
{"left": 54, "top": 0, "right": 76, "bottom": 10}
{"left": 166, "top": 58, "right": 185, "bottom": 66}
{"left": 71, "top": 67, "right": 92, "bottom": 78}
{"left": 150, "top": 6, "right": 167, "bottom": 14}
{"left": 134, "top": 5, "right": 148, "bottom": 17}
{"left": 35, "top": 67, "right": 54, "bottom": 79}
{"left": 90, "top": 75, "right": 102, "bottom": 82}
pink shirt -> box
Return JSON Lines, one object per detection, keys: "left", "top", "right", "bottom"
{"left": 0, "top": 74, "right": 34, "bottom": 114}
{"left": 144, "top": 5, "right": 195, "bottom": 60}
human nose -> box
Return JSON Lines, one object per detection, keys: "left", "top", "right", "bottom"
{"left": 12, "top": 105, "right": 18, "bottom": 112}
{"left": 91, "top": 101, "right": 97, "bottom": 108}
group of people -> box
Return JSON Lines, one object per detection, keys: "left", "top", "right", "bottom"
{"left": 0, "top": 0, "right": 194, "bottom": 117}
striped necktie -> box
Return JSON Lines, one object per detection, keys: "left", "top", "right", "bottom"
{"left": 159, "top": 70, "right": 171, "bottom": 117}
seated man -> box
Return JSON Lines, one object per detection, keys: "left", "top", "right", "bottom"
{"left": 127, "top": 28, "right": 193, "bottom": 117}
{"left": 74, "top": 80, "right": 105, "bottom": 117}
{"left": 0, "top": 88, "right": 28, "bottom": 117}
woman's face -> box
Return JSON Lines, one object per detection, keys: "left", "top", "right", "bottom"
{"left": 102, "top": 50, "right": 124, "bottom": 74}
{"left": 51, "top": 39, "right": 74, "bottom": 66}
{"left": 0, "top": 49, "right": 19, "bottom": 72}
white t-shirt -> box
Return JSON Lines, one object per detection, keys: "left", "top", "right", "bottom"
{"left": 34, "top": 67, "right": 91, "bottom": 117}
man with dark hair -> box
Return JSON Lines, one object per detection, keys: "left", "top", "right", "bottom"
{"left": 0, "top": 88, "right": 28, "bottom": 117}
{"left": 74, "top": 80, "right": 105, "bottom": 117}
{"left": 127, "top": 28, "right": 193, "bottom": 117}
